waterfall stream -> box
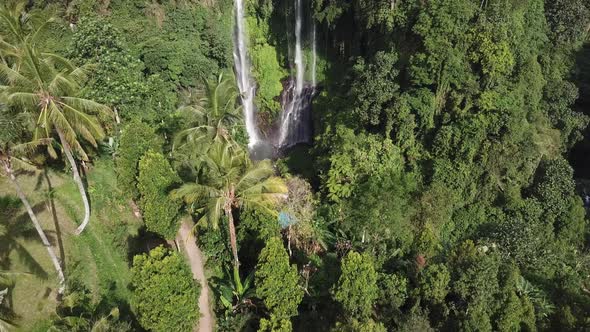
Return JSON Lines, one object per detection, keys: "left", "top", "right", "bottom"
{"left": 232, "top": 0, "right": 317, "bottom": 153}
{"left": 233, "top": 0, "right": 260, "bottom": 148}
{"left": 277, "top": 0, "right": 316, "bottom": 149}
{"left": 294, "top": 0, "right": 305, "bottom": 94}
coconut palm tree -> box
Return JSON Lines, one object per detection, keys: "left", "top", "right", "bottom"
{"left": 0, "top": 1, "right": 52, "bottom": 41}
{"left": 174, "top": 72, "right": 243, "bottom": 156}
{"left": 0, "top": 103, "right": 65, "bottom": 296}
{"left": 172, "top": 142, "right": 287, "bottom": 269}
{"left": 0, "top": 13, "right": 112, "bottom": 234}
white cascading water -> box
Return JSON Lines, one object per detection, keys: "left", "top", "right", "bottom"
{"left": 233, "top": 0, "right": 260, "bottom": 148}
{"left": 278, "top": 0, "right": 315, "bottom": 148}
{"left": 294, "top": 0, "right": 305, "bottom": 94}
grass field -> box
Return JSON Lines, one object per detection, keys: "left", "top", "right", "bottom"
{"left": 0, "top": 158, "right": 142, "bottom": 331}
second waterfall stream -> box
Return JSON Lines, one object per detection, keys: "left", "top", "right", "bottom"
{"left": 232, "top": 0, "right": 317, "bottom": 151}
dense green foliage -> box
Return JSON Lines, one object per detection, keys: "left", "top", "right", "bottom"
{"left": 307, "top": 0, "right": 590, "bottom": 330}
{"left": 68, "top": 16, "right": 174, "bottom": 124}
{"left": 255, "top": 237, "right": 303, "bottom": 331}
{"left": 137, "top": 151, "right": 181, "bottom": 239}
{"left": 131, "top": 246, "right": 200, "bottom": 332}
{"left": 116, "top": 120, "right": 162, "bottom": 200}
{"left": 333, "top": 251, "right": 378, "bottom": 321}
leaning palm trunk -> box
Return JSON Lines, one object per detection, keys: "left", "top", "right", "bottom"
{"left": 1, "top": 158, "right": 65, "bottom": 296}
{"left": 225, "top": 205, "right": 240, "bottom": 269}
{"left": 57, "top": 129, "right": 91, "bottom": 235}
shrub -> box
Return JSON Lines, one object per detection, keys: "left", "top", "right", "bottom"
{"left": 131, "top": 246, "right": 200, "bottom": 332}
{"left": 138, "top": 151, "right": 181, "bottom": 239}
{"left": 333, "top": 251, "right": 379, "bottom": 320}
{"left": 255, "top": 237, "right": 303, "bottom": 330}
{"left": 116, "top": 121, "right": 162, "bottom": 200}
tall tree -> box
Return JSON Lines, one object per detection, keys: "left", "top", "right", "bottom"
{"left": 131, "top": 246, "right": 200, "bottom": 332}
{"left": 0, "top": 103, "right": 65, "bottom": 296}
{"left": 333, "top": 251, "right": 379, "bottom": 321}
{"left": 172, "top": 142, "right": 287, "bottom": 270}
{"left": 0, "top": 7, "right": 112, "bottom": 234}
{"left": 255, "top": 237, "right": 303, "bottom": 331}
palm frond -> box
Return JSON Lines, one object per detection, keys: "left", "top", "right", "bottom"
{"left": 174, "top": 125, "right": 216, "bottom": 150}
{"left": 48, "top": 101, "right": 88, "bottom": 160}
{"left": 11, "top": 138, "right": 53, "bottom": 157}
{"left": 47, "top": 73, "right": 76, "bottom": 96}
{"left": 59, "top": 101, "right": 105, "bottom": 143}
{"left": 236, "top": 161, "right": 276, "bottom": 192}
{"left": 0, "top": 39, "right": 18, "bottom": 57}
{"left": 29, "top": 13, "right": 57, "bottom": 44}
{"left": 67, "top": 65, "right": 92, "bottom": 86}
{"left": 205, "top": 197, "right": 225, "bottom": 228}
{"left": 0, "top": 64, "right": 33, "bottom": 87}
{"left": 7, "top": 91, "right": 38, "bottom": 109}
{"left": 244, "top": 179, "right": 288, "bottom": 196}
{"left": 172, "top": 183, "right": 222, "bottom": 204}
{"left": 240, "top": 199, "right": 282, "bottom": 218}
{"left": 60, "top": 97, "right": 111, "bottom": 117}
{"left": 9, "top": 156, "right": 38, "bottom": 171}
{"left": 40, "top": 52, "right": 76, "bottom": 72}
{"left": 177, "top": 105, "right": 207, "bottom": 120}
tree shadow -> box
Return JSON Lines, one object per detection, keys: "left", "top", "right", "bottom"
{"left": 126, "top": 226, "right": 168, "bottom": 266}
{"left": 42, "top": 169, "right": 66, "bottom": 271}
{"left": 0, "top": 196, "right": 49, "bottom": 280}
{"left": 0, "top": 286, "right": 19, "bottom": 331}
{"left": 95, "top": 282, "right": 143, "bottom": 331}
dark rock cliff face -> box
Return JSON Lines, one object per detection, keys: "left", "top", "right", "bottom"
{"left": 276, "top": 77, "right": 314, "bottom": 149}
{"left": 251, "top": 77, "right": 315, "bottom": 160}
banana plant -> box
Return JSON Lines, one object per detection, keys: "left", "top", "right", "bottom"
{"left": 213, "top": 266, "right": 255, "bottom": 313}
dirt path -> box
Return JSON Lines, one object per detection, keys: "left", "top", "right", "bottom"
{"left": 177, "top": 219, "right": 214, "bottom": 332}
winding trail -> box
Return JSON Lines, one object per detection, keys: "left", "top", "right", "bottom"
{"left": 177, "top": 219, "right": 214, "bottom": 332}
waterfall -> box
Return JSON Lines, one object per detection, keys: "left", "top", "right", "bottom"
{"left": 294, "top": 0, "right": 305, "bottom": 94}
{"left": 233, "top": 0, "right": 260, "bottom": 148}
{"left": 277, "top": 0, "right": 314, "bottom": 149}
{"left": 278, "top": 79, "right": 314, "bottom": 148}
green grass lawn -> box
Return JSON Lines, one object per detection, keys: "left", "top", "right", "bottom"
{"left": 0, "top": 158, "right": 141, "bottom": 331}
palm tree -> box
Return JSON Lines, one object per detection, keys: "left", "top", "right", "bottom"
{"left": 172, "top": 142, "right": 287, "bottom": 269}
{"left": 174, "top": 72, "right": 243, "bottom": 156}
{"left": 0, "top": 104, "right": 65, "bottom": 296}
{"left": 0, "top": 1, "right": 52, "bottom": 37}
{"left": 0, "top": 11, "right": 112, "bottom": 234}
